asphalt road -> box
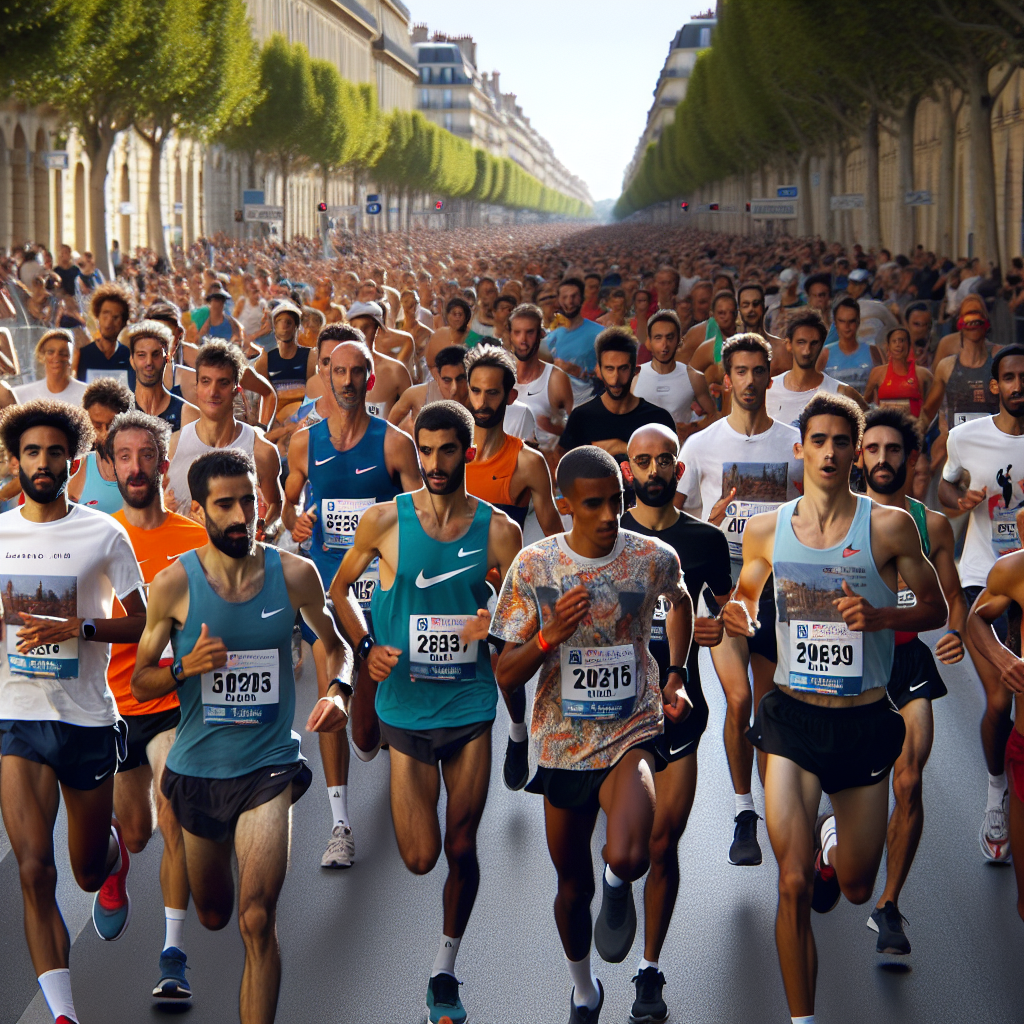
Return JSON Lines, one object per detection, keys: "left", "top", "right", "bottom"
{"left": 2, "top": 628, "right": 1022, "bottom": 1024}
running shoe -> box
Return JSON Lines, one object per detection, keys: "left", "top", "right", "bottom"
{"left": 321, "top": 824, "right": 355, "bottom": 869}
{"left": 629, "top": 966, "right": 668, "bottom": 1023}
{"left": 426, "top": 972, "right": 466, "bottom": 1024}
{"left": 502, "top": 735, "right": 529, "bottom": 791}
{"left": 152, "top": 946, "right": 192, "bottom": 1001}
{"left": 867, "top": 902, "right": 911, "bottom": 955}
{"left": 811, "top": 813, "right": 840, "bottom": 914}
{"left": 728, "top": 810, "right": 763, "bottom": 866}
{"left": 56, "top": 1018, "right": 77, "bottom": 1024}
{"left": 568, "top": 979, "right": 604, "bottom": 1024}
{"left": 980, "top": 792, "right": 1011, "bottom": 863}
{"left": 92, "top": 823, "right": 131, "bottom": 940}
{"left": 593, "top": 869, "right": 636, "bottom": 963}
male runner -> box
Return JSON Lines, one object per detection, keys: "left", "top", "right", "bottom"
{"left": 680, "top": 333, "right": 804, "bottom": 865}
{"left": 253, "top": 302, "right": 316, "bottom": 434}
{"left": 389, "top": 345, "right": 469, "bottom": 434}
{"left": 546, "top": 278, "right": 606, "bottom": 406}
{"left": 73, "top": 282, "right": 134, "bottom": 388}
{"left": 724, "top": 392, "right": 945, "bottom": 1024}
{"left": 491, "top": 445, "right": 692, "bottom": 1024}
{"left": 132, "top": 449, "right": 351, "bottom": 1024}
{"left": 0, "top": 399, "right": 146, "bottom": 1024}
{"left": 681, "top": 288, "right": 738, "bottom": 373}
{"left": 67, "top": 378, "right": 134, "bottom": 514}
{"left": 330, "top": 400, "right": 521, "bottom": 1024}
{"left": 126, "top": 320, "right": 198, "bottom": 433}
{"left": 104, "top": 410, "right": 208, "bottom": 1000}
{"left": 937, "top": 344, "right": 1024, "bottom": 861}
{"left": 736, "top": 282, "right": 790, "bottom": 372}
{"left": 818, "top": 297, "right": 879, "bottom": 397}
{"left": 857, "top": 407, "right": 965, "bottom": 954}
{"left": 284, "top": 328, "right": 420, "bottom": 866}
{"left": 620, "top": 424, "right": 732, "bottom": 1023}
{"left": 349, "top": 299, "right": 416, "bottom": 379}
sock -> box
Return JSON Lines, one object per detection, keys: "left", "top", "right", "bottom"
{"left": 567, "top": 952, "right": 600, "bottom": 1010}
{"left": 328, "top": 785, "right": 349, "bottom": 828}
{"left": 509, "top": 719, "right": 527, "bottom": 743}
{"left": 604, "top": 864, "right": 626, "bottom": 888}
{"left": 107, "top": 826, "right": 122, "bottom": 877}
{"left": 431, "top": 934, "right": 461, "bottom": 978}
{"left": 38, "top": 968, "right": 78, "bottom": 1023}
{"left": 637, "top": 957, "right": 659, "bottom": 973}
{"left": 735, "top": 792, "right": 755, "bottom": 817}
{"left": 820, "top": 817, "right": 837, "bottom": 867}
{"left": 791, "top": 1017, "right": 816, "bottom": 1024}
{"left": 988, "top": 772, "right": 1008, "bottom": 811}
{"left": 163, "top": 907, "right": 186, "bottom": 952}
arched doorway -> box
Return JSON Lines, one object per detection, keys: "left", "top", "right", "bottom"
{"left": 34, "top": 129, "right": 49, "bottom": 249}
{"left": 12, "top": 125, "right": 29, "bottom": 246}
{"left": 74, "top": 161, "right": 87, "bottom": 252}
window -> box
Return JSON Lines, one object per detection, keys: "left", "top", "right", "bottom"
{"left": 420, "top": 67, "right": 431, "bottom": 84}
{"left": 443, "top": 89, "right": 452, "bottom": 109}
{"left": 440, "top": 66, "right": 453, "bottom": 84}
{"left": 699, "top": 27, "right": 711, "bottom": 47}
{"left": 444, "top": 113, "right": 453, "bottom": 132}
{"left": 419, "top": 89, "right": 429, "bottom": 108}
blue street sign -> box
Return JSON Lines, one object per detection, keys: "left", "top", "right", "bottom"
{"left": 366, "top": 203, "right": 382, "bottom": 215}
{"left": 777, "top": 185, "right": 798, "bottom": 198}
{"left": 242, "top": 190, "right": 265, "bottom": 205}
{"left": 366, "top": 194, "right": 380, "bottom": 202}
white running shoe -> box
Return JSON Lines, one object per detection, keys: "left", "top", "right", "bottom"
{"left": 321, "top": 824, "right": 355, "bottom": 869}
{"left": 980, "top": 793, "right": 1011, "bottom": 863}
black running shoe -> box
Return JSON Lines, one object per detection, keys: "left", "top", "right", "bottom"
{"left": 502, "top": 735, "right": 529, "bottom": 791}
{"left": 568, "top": 979, "right": 604, "bottom": 1024}
{"left": 728, "top": 809, "right": 763, "bottom": 866}
{"left": 629, "top": 966, "right": 668, "bottom": 1023}
{"left": 811, "top": 812, "right": 841, "bottom": 914}
{"left": 867, "top": 901, "right": 911, "bottom": 955}
{"left": 593, "top": 870, "right": 636, "bottom": 963}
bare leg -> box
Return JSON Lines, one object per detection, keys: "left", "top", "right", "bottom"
{"left": 501, "top": 684, "right": 526, "bottom": 725}
{"left": 314, "top": 638, "right": 350, "bottom": 786}
{"left": 750, "top": 653, "right": 777, "bottom": 787}
{"left": 388, "top": 747, "right": 443, "bottom": 876}
{"left": 349, "top": 656, "right": 380, "bottom": 754}
{"left": 148, "top": 730, "right": 190, "bottom": 913}
{"left": 113, "top": 762, "right": 155, "bottom": 855}
{"left": 965, "top": 629, "right": 1014, "bottom": 775}
{"left": 598, "top": 748, "right": 657, "bottom": 882}
{"left": 544, "top": 801, "right": 600, "bottom": 961}
{"left": 712, "top": 635, "right": 755, "bottom": 796}
{"left": 828, "top": 780, "right": 891, "bottom": 906}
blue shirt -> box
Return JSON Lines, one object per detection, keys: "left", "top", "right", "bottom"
{"left": 547, "top": 319, "right": 604, "bottom": 375}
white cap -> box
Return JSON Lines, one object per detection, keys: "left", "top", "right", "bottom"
{"left": 347, "top": 300, "right": 386, "bottom": 327}
{"left": 272, "top": 300, "right": 302, "bottom": 323}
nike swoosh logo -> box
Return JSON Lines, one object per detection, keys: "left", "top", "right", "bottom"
{"left": 458, "top": 547, "right": 482, "bottom": 557}
{"left": 908, "top": 681, "right": 929, "bottom": 692}
{"left": 314, "top": 455, "right": 336, "bottom": 466}
{"left": 669, "top": 740, "right": 694, "bottom": 756}
{"left": 870, "top": 766, "right": 888, "bottom": 777}
{"left": 269, "top": 769, "right": 289, "bottom": 777}
{"left": 842, "top": 546, "right": 860, "bottom": 558}
{"left": 165, "top": 552, "right": 191, "bottom": 561}
{"left": 354, "top": 466, "right": 377, "bottom": 474}
{"left": 415, "top": 564, "right": 478, "bottom": 588}
{"left": 95, "top": 768, "right": 112, "bottom": 781}
{"left": 261, "top": 607, "right": 285, "bottom": 618}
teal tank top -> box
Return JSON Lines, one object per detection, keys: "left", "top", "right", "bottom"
{"left": 370, "top": 492, "right": 497, "bottom": 730}
{"left": 167, "top": 547, "right": 300, "bottom": 778}
{"left": 773, "top": 495, "right": 895, "bottom": 696}
{"left": 78, "top": 452, "right": 122, "bottom": 514}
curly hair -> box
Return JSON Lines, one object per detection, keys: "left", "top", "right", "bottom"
{"left": 0, "top": 399, "right": 94, "bottom": 459}
{"left": 90, "top": 281, "right": 135, "bottom": 324}
{"left": 83, "top": 377, "right": 133, "bottom": 414}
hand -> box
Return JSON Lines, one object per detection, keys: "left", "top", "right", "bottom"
{"left": 290, "top": 511, "right": 315, "bottom": 543}
{"left": 958, "top": 486, "right": 987, "bottom": 513}
{"left": 542, "top": 584, "right": 591, "bottom": 646}
{"left": 367, "top": 644, "right": 402, "bottom": 683}
{"left": 1000, "top": 659, "right": 1024, "bottom": 695}
{"left": 709, "top": 487, "right": 737, "bottom": 527}
{"left": 723, "top": 599, "right": 757, "bottom": 638}
{"left": 183, "top": 623, "right": 228, "bottom": 676}
{"left": 834, "top": 579, "right": 878, "bottom": 631}
{"left": 16, "top": 613, "right": 81, "bottom": 653}
{"left": 164, "top": 486, "right": 178, "bottom": 512}
{"left": 693, "top": 615, "right": 724, "bottom": 648}
{"left": 553, "top": 357, "right": 584, "bottom": 379}
{"left": 934, "top": 629, "right": 965, "bottom": 665}
{"left": 661, "top": 670, "right": 692, "bottom": 723}
{"left": 461, "top": 608, "right": 492, "bottom": 644}
{"left": 306, "top": 694, "right": 349, "bottom": 732}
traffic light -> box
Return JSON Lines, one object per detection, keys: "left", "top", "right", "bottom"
{"left": 709, "top": 203, "right": 720, "bottom": 211}
{"left": 679, "top": 201, "right": 689, "bottom": 212}
{"left": 434, "top": 200, "right": 444, "bottom": 211}
{"left": 745, "top": 202, "right": 751, "bottom": 212}
{"left": 317, "top": 201, "right": 327, "bottom": 213}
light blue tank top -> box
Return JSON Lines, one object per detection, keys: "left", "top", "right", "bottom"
{"left": 77, "top": 452, "right": 122, "bottom": 514}
{"left": 168, "top": 547, "right": 300, "bottom": 778}
{"left": 825, "top": 340, "right": 873, "bottom": 395}
{"left": 773, "top": 495, "right": 895, "bottom": 696}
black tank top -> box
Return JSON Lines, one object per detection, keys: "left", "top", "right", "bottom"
{"left": 76, "top": 341, "right": 135, "bottom": 389}
{"left": 266, "top": 346, "right": 308, "bottom": 395}
{"left": 157, "top": 391, "right": 186, "bottom": 432}
{"left": 945, "top": 346, "right": 998, "bottom": 426}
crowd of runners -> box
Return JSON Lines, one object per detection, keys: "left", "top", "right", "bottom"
{"left": 0, "top": 221, "right": 1022, "bottom": 1024}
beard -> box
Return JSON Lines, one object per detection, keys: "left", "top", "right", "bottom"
{"left": 867, "top": 460, "right": 907, "bottom": 495}
{"left": 116, "top": 469, "right": 161, "bottom": 510}
{"left": 207, "top": 517, "right": 256, "bottom": 559}
{"left": 19, "top": 464, "right": 67, "bottom": 504}
{"left": 634, "top": 473, "right": 678, "bottom": 508}
{"left": 471, "top": 404, "right": 505, "bottom": 429}
{"left": 420, "top": 460, "right": 465, "bottom": 495}
{"left": 330, "top": 380, "right": 364, "bottom": 411}
{"left": 560, "top": 301, "right": 582, "bottom": 320}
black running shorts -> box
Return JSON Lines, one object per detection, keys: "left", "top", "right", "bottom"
{"left": 118, "top": 707, "right": 181, "bottom": 773}
{"left": 652, "top": 674, "right": 708, "bottom": 771}
{"left": 747, "top": 688, "right": 906, "bottom": 794}
{"left": 526, "top": 741, "right": 657, "bottom": 812}
{"left": 377, "top": 719, "right": 491, "bottom": 766}
{"left": 886, "top": 638, "right": 948, "bottom": 709}
{"left": 747, "top": 591, "right": 778, "bottom": 663}
{"left": 0, "top": 719, "right": 126, "bottom": 790}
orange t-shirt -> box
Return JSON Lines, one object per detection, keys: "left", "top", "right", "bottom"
{"left": 108, "top": 510, "right": 208, "bottom": 716}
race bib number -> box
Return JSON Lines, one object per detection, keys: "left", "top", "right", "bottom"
{"left": 366, "top": 401, "right": 386, "bottom": 419}
{"left": 560, "top": 644, "right": 637, "bottom": 720}
{"left": 7, "top": 623, "right": 79, "bottom": 679}
{"left": 897, "top": 583, "right": 916, "bottom": 609}
{"left": 321, "top": 497, "right": 373, "bottom": 552}
{"left": 351, "top": 559, "right": 380, "bottom": 610}
{"left": 990, "top": 500, "right": 1021, "bottom": 558}
{"left": 85, "top": 368, "right": 130, "bottom": 388}
{"left": 201, "top": 649, "right": 279, "bottom": 725}
{"left": 788, "top": 621, "right": 863, "bottom": 696}
{"left": 953, "top": 411, "right": 988, "bottom": 426}
{"left": 408, "top": 615, "right": 478, "bottom": 681}
{"left": 722, "top": 500, "right": 781, "bottom": 561}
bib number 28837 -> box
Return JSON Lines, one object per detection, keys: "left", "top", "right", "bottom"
{"left": 409, "top": 615, "right": 478, "bottom": 681}
{"left": 201, "top": 649, "right": 280, "bottom": 725}
{"left": 560, "top": 644, "right": 637, "bottom": 720}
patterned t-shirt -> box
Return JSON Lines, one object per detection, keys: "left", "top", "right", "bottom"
{"left": 490, "top": 530, "right": 687, "bottom": 771}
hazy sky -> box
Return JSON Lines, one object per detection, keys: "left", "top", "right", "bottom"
{"left": 408, "top": 0, "right": 712, "bottom": 202}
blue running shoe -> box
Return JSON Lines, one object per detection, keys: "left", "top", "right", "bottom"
{"left": 152, "top": 946, "right": 192, "bottom": 1002}
{"left": 92, "top": 823, "right": 131, "bottom": 940}
{"left": 426, "top": 972, "right": 466, "bottom": 1024}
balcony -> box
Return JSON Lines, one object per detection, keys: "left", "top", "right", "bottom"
{"left": 331, "top": 0, "right": 377, "bottom": 33}
{"left": 374, "top": 32, "right": 417, "bottom": 74}
{"left": 418, "top": 97, "right": 472, "bottom": 110}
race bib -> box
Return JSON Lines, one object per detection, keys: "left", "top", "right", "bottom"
{"left": 366, "top": 401, "right": 386, "bottom": 419}
{"left": 897, "top": 583, "right": 916, "bottom": 608}
{"left": 408, "top": 615, "right": 478, "bottom": 681}
{"left": 321, "top": 497, "right": 374, "bottom": 552}
{"left": 7, "top": 622, "right": 79, "bottom": 679}
{"left": 788, "top": 621, "right": 863, "bottom": 696}
{"left": 201, "top": 649, "right": 279, "bottom": 725}
{"left": 722, "top": 500, "right": 781, "bottom": 561}
{"left": 990, "top": 500, "right": 1021, "bottom": 558}
{"left": 351, "top": 559, "right": 380, "bottom": 610}
{"left": 953, "top": 411, "right": 988, "bottom": 426}
{"left": 560, "top": 644, "right": 637, "bottom": 720}
{"left": 85, "top": 368, "right": 130, "bottom": 388}
{"left": 650, "top": 595, "right": 670, "bottom": 645}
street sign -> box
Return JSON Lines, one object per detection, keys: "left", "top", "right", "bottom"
{"left": 830, "top": 193, "right": 865, "bottom": 210}
{"left": 366, "top": 194, "right": 380, "bottom": 203}
{"left": 118, "top": 201, "right": 135, "bottom": 216}
{"left": 749, "top": 198, "right": 797, "bottom": 219}
{"left": 244, "top": 204, "right": 284, "bottom": 223}
{"left": 242, "top": 190, "right": 265, "bottom": 206}
{"left": 904, "top": 190, "right": 933, "bottom": 206}
{"left": 42, "top": 151, "right": 69, "bottom": 170}
{"left": 173, "top": 201, "right": 184, "bottom": 215}
{"left": 777, "top": 185, "right": 798, "bottom": 198}
{"left": 366, "top": 202, "right": 382, "bottom": 215}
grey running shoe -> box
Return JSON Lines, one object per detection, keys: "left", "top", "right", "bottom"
{"left": 629, "top": 966, "right": 668, "bottom": 1023}
{"left": 867, "top": 901, "right": 911, "bottom": 955}
{"left": 980, "top": 793, "right": 1011, "bottom": 863}
{"left": 593, "top": 870, "right": 636, "bottom": 963}
{"left": 320, "top": 824, "right": 355, "bottom": 869}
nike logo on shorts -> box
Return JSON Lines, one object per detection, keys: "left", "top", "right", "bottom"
{"left": 261, "top": 607, "right": 285, "bottom": 618}
{"left": 269, "top": 769, "right": 289, "bottom": 777}
{"left": 415, "top": 564, "right": 478, "bottom": 588}
{"left": 94, "top": 767, "right": 113, "bottom": 781}
{"left": 870, "top": 765, "right": 888, "bottom": 777}
{"left": 669, "top": 740, "right": 694, "bottom": 756}
{"left": 355, "top": 466, "right": 377, "bottom": 474}
{"left": 908, "top": 681, "right": 929, "bottom": 692}
{"left": 314, "top": 455, "right": 336, "bottom": 466}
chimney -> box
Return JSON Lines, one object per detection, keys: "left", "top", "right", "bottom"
{"left": 491, "top": 71, "right": 500, "bottom": 94}
{"left": 411, "top": 23, "right": 429, "bottom": 43}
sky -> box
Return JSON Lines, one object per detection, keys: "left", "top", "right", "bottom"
{"left": 407, "top": 0, "right": 713, "bottom": 203}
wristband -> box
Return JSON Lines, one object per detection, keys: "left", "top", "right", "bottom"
{"left": 80, "top": 619, "right": 96, "bottom": 640}
{"left": 329, "top": 676, "right": 354, "bottom": 698}
{"left": 355, "top": 634, "right": 375, "bottom": 662}
{"left": 536, "top": 629, "right": 554, "bottom": 654}
{"left": 945, "top": 629, "right": 961, "bottom": 638}
{"left": 666, "top": 665, "right": 688, "bottom": 682}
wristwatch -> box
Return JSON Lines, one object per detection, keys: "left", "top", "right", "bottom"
{"left": 171, "top": 658, "right": 187, "bottom": 687}
{"left": 80, "top": 619, "right": 97, "bottom": 640}
{"left": 355, "top": 634, "right": 375, "bottom": 662}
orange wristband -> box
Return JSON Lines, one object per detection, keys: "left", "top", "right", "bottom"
{"left": 536, "top": 630, "right": 553, "bottom": 654}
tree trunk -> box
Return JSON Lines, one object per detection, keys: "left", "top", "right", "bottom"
{"left": 964, "top": 58, "right": 1001, "bottom": 267}
{"left": 892, "top": 94, "right": 920, "bottom": 257}
{"left": 83, "top": 123, "right": 116, "bottom": 280}
{"left": 862, "top": 107, "right": 881, "bottom": 251}
{"left": 937, "top": 86, "right": 957, "bottom": 257}
{"left": 798, "top": 150, "right": 813, "bottom": 237}
{"left": 822, "top": 139, "right": 836, "bottom": 242}
{"left": 140, "top": 130, "right": 169, "bottom": 262}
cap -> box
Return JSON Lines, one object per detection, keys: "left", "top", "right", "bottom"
{"left": 205, "top": 285, "right": 229, "bottom": 301}
{"left": 271, "top": 299, "right": 302, "bottom": 323}
{"left": 779, "top": 268, "right": 799, "bottom": 284}
{"left": 346, "top": 300, "right": 386, "bottom": 327}
{"left": 848, "top": 268, "right": 872, "bottom": 283}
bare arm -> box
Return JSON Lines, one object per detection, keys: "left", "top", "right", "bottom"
{"left": 921, "top": 356, "right": 952, "bottom": 423}
{"left": 282, "top": 427, "right": 310, "bottom": 537}
{"left": 16, "top": 588, "right": 146, "bottom": 653}
{"left": 253, "top": 434, "right": 283, "bottom": 526}
{"left": 862, "top": 365, "right": 884, "bottom": 405}
{"left": 722, "top": 512, "right": 775, "bottom": 637}
{"left": 838, "top": 382, "right": 869, "bottom": 411}
{"left": 966, "top": 556, "right": 1024, "bottom": 695}
{"left": 384, "top": 425, "right": 423, "bottom": 493}
{"left": 927, "top": 511, "right": 966, "bottom": 664}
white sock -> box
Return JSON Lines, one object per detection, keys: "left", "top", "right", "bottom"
{"left": 821, "top": 817, "right": 837, "bottom": 867}
{"left": 735, "top": 792, "right": 755, "bottom": 816}
{"left": 328, "top": 785, "right": 349, "bottom": 828}
{"left": 637, "top": 957, "right": 659, "bottom": 973}
{"left": 604, "top": 863, "right": 626, "bottom": 888}
{"left": 38, "top": 968, "right": 78, "bottom": 1023}
{"left": 352, "top": 738, "right": 381, "bottom": 762}
{"left": 107, "top": 827, "right": 121, "bottom": 877}
{"left": 431, "top": 934, "right": 461, "bottom": 978}
{"left": 791, "top": 1016, "right": 816, "bottom": 1024}
{"left": 163, "top": 907, "right": 186, "bottom": 952}
{"left": 988, "top": 772, "right": 1008, "bottom": 811}
{"left": 509, "top": 719, "right": 527, "bottom": 743}
{"left": 566, "top": 952, "right": 600, "bottom": 1009}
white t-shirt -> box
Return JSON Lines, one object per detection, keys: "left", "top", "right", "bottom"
{"left": 504, "top": 401, "right": 537, "bottom": 444}
{"left": 0, "top": 504, "right": 143, "bottom": 726}
{"left": 764, "top": 372, "right": 842, "bottom": 429}
{"left": 632, "top": 361, "right": 696, "bottom": 424}
{"left": 680, "top": 417, "right": 803, "bottom": 576}
{"left": 12, "top": 377, "right": 89, "bottom": 407}
{"left": 942, "top": 416, "right": 1024, "bottom": 587}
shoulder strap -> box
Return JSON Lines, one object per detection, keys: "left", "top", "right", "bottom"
{"left": 905, "top": 497, "right": 931, "bottom": 557}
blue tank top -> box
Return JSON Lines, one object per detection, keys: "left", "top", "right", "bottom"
{"left": 307, "top": 416, "right": 399, "bottom": 604}
{"left": 773, "top": 495, "right": 895, "bottom": 696}
{"left": 206, "top": 317, "right": 234, "bottom": 340}
{"left": 825, "top": 340, "right": 873, "bottom": 395}
{"left": 167, "top": 547, "right": 300, "bottom": 778}
{"left": 76, "top": 341, "right": 135, "bottom": 390}
{"left": 267, "top": 346, "right": 309, "bottom": 395}
{"left": 370, "top": 493, "right": 497, "bottom": 730}
{"left": 77, "top": 452, "right": 122, "bottom": 513}
{"left": 157, "top": 391, "right": 186, "bottom": 432}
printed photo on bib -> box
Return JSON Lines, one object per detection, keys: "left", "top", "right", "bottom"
{"left": 409, "top": 615, "right": 478, "bottom": 680}
{"left": 2, "top": 574, "right": 79, "bottom": 678}
{"left": 366, "top": 401, "right": 386, "bottom": 418}
{"left": 988, "top": 468, "right": 1024, "bottom": 558}
{"left": 201, "top": 649, "right": 280, "bottom": 725}
{"left": 560, "top": 644, "right": 637, "bottom": 719}
{"left": 720, "top": 462, "right": 788, "bottom": 561}
{"left": 954, "top": 410, "right": 989, "bottom": 426}
{"left": 84, "top": 368, "right": 130, "bottom": 388}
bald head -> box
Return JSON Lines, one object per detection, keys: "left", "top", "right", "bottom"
{"left": 627, "top": 423, "right": 679, "bottom": 458}
{"left": 626, "top": 423, "right": 682, "bottom": 508}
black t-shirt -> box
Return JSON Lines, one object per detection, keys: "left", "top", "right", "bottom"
{"left": 560, "top": 396, "right": 675, "bottom": 453}
{"left": 621, "top": 510, "right": 731, "bottom": 688}
{"left": 54, "top": 264, "right": 80, "bottom": 296}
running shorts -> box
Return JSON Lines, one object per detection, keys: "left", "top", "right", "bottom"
{"left": 652, "top": 671, "right": 708, "bottom": 770}
{"left": 525, "top": 741, "right": 657, "bottom": 812}
{"left": 0, "top": 719, "right": 127, "bottom": 791}
{"left": 747, "top": 590, "right": 778, "bottom": 663}
{"left": 886, "top": 637, "right": 948, "bottom": 709}
{"left": 118, "top": 707, "right": 181, "bottom": 773}
{"left": 377, "top": 719, "right": 491, "bottom": 766}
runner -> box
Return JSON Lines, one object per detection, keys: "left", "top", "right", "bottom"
{"left": 723, "top": 391, "right": 945, "bottom": 1023}
{"left": 620, "top": 424, "right": 732, "bottom": 1023}
{"left": 819, "top": 297, "right": 879, "bottom": 398}
{"left": 67, "top": 378, "right": 134, "bottom": 514}
{"left": 195, "top": 285, "right": 242, "bottom": 344}
{"left": 0, "top": 399, "right": 146, "bottom": 1024}
{"left": 680, "top": 288, "right": 737, "bottom": 372}
{"left": 491, "top": 445, "right": 692, "bottom": 1024}
{"left": 349, "top": 299, "right": 416, "bottom": 380}
{"left": 252, "top": 301, "right": 316, "bottom": 433}
{"left": 546, "top": 278, "right": 606, "bottom": 406}
{"left": 735, "top": 282, "right": 790, "bottom": 372}
{"left": 73, "top": 282, "right": 134, "bottom": 388}
{"left": 132, "top": 448, "right": 351, "bottom": 1024}
{"left": 937, "top": 344, "right": 1024, "bottom": 862}
{"left": 679, "top": 333, "right": 804, "bottom": 865}
{"left": 126, "top": 320, "right": 198, "bottom": 433}
{"left": 284, "top": 329, "right": 420, "bottom": 867}
{"left": 103, "top": 410, "right": 208, "bottom": 1001}
{"left": 388, "top": 344, "right": 469, "bottom": 434}
{"left": 10, "top": 329, "right": 88, "bottom": 407}
{"left": 858, "top": 407, "right": 965, "bottom": 954}
{"left": 424, "top": 297, "right": 474, "bottom": 370}
{"left": 863, "top": 326, "right": 933, "bottom": 420}
{"left": 329, "top": 400, "right": 521, "bottom": 1024}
